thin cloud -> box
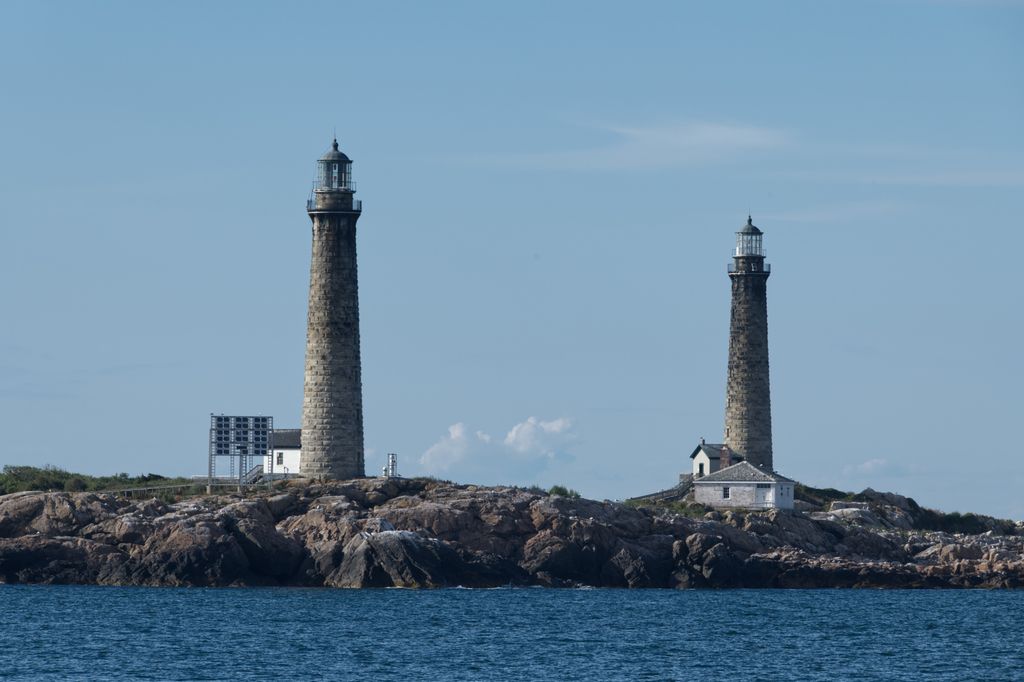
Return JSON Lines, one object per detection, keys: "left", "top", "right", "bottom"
{"left": 782, "top": 164, "right": 1024, "bottom": 189}
{"left": 760, "top": 199, "right": 913, "bottom": 224}
{"left": 861, "top": 170, "right": 1024, "bottom": 188}
{"left": 843, "top": 458, "right": 889, "bottom": 476}
{"left": 479, "top": 121, "right": 791, "bottom": 171}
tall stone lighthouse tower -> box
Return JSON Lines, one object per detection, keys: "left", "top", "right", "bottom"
{"left": 724, "top": 216, "right": 773, "bottom": 470}
{"left": 301, "top": 139, "right": 365, "bottom": 480}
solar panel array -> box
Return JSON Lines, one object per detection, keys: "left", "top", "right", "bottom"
{"left": 209, "top": 415, "right": 273, "bottom": 457}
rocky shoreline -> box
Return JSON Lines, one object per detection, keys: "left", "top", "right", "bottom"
{"left": 1, "top": 478, "right": 1021, "bottom": 588}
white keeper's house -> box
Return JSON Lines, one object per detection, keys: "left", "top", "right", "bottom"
{"left": 264, "top": 429, "right": 302, "bottom": 477}
{"left": 693, "top": 461, "right": 795, "bottom": 510}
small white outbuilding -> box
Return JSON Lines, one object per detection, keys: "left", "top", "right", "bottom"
{"left": 693, "top": 461, "right": 795, "bottom": 510}
{"left": 690, "top": 440, "right": 744, "bottom": 479}
{"left": 263, "top": 428, "right": 302, "bottom": 477}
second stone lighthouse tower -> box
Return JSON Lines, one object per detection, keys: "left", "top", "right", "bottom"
{"left": 724, "top": 216, "right": 773, "bottom": 470}
{"left": 301, "top": 139, "right": 365, "bottom": 479}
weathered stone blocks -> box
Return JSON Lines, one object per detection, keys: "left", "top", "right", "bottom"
{"left": 301, "top": 206, "right": 365, "bottom": 480}
{"left": 724, "top": 255, "right": 773, "bottom": 470}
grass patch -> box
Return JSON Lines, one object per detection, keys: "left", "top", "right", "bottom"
{"left": 0, "top": 465, "right": 193, "bottom": 495}
{"left": 910, "top": 508, "right": 1016, "bottom": 535}
{"left": 625, "top": 498, "right": 710, "bottom": 518}
{"left": 794, "top": 483, "right": 854, "bottom": 509}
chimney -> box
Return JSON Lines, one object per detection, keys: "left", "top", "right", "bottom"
{"left": 720, "top": 445, "right": 732, "bottom": 469}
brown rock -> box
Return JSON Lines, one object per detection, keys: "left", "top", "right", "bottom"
{"left": 325, "top": 531, "right": 473, "bottom": 588}
{"left": 0, "top": 536, "right": 127, "bottom": 584}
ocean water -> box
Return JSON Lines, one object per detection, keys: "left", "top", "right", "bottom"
{"left": 0, "top": 586, "right": 1021, "bottom": 681}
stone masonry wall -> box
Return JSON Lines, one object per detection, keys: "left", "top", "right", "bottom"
{"left": 301, "top": 209, "right": 364, "bottom": 479}
{"left": 694, "top": 482, "right": 757, "bottom": 508}
{"left": 724, "top": 260, "right": 772, "bottom": 470}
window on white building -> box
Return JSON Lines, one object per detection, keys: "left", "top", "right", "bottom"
{"left": 276, "top": 453, "right": 284, "bottom": 465}
{"left": 722, "top": 486, "right": 730, "bottom": 499}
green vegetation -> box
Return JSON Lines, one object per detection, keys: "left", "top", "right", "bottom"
{"left": 794, "top": 483, "right": 854, "bottom": 509}
{"left": 0, "top": 465, "right": 193, "bottom": 495}
{"left": 624, "top": 498, "right": 711, "bottom": 519}
{"left": 793, "top": 481, "right": 1017, "bottom": 535}
{"left": 548, "top": 484, "right": 581, "bottom": 499}
{"left": 911, "top": 508, "right": 1016, "bottom": 535}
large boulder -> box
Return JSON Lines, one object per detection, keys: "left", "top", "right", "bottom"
{"left": 601, "top": 535, "right": 674, "bottom": 588}
{"left": 939, "top": 543, "right": 984, "bottom": 562}
{"left": 325, "top": 531, "right": 474, "bottom": 588}
{"left": 81, "top": 514, "right": 155, "bottom": 545}
{"left": 699, "top": 542, "right": 746, "bottom": 587}
{"left": 128, "top": 518, "right": 252, "bottom": 586}
{"left": 827, "top": 508, "right": 884, "bottom": 526}
{"left": 378, "top": 501, "right": 477, "bottom": 538}
{"left": 744, "top": 510, "right": 839, "bottom": 554}
{"left": 0, "top": 536, "right": 128, "bottom": 584}
{"left": 219, "top": 503, "right": 305, "bottom": 580}
{"left": 520, "top": 530, "right": 596, "bottom": 583}
{"left": 277, "top": 496, "right": 364, "bottom": 549}
{"left": 0, "top": 492, "right": 46, "bottom": 537}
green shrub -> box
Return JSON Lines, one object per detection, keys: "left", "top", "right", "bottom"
{"left": 63, "top": 477, "right": 87, "bottom": 492}
{"left": 911, "top": 508, "right": 1015, "bottom": 535}
{"left": 625, "top": 498, "right": 709, "bottom": 518}
{"left": 548, "top": 484, "right": 581, "bottom": 499}
{"left": 794, "top": 483, "right": 853, "bottom": 509}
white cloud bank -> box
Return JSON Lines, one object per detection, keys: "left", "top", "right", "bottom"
{"left": 420, "top": 416, "right": 577, "bottom": 483}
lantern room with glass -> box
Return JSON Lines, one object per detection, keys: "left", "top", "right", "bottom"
{"left": 735, "top": 216, "right": 764, "bottom": 257}
{"left": 315, "top": 139, "right": 355, "bottom": 191}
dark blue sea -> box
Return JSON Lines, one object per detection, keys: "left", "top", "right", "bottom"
{"left": 1, "top": 586, "right": 1021, "bottom": 681}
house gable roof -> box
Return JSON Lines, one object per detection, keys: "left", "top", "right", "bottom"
{"left": 689, "top": 443, "right": 745, "bottom": 462}
{"left": 693, "top": 461, "right": 794, "bottom": 484}
{"left": 272, "top": 429, "right": 301, "bottom": 449}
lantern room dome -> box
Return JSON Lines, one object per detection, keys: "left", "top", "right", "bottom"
{"left": 312, "top": 138, "right": 356, "bottom": 194}
{"left": 733, "top": 215, "right": 765, "bottom": 259}
{"left": 739, "top": 216, "right": 762, "bottom": 235}
{"left": 319, "top": 139, "right": 351, "bottom": 163}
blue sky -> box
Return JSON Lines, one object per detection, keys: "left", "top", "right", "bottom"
{"left": 1, "top": 1, "right": 1022, "bottom": 518}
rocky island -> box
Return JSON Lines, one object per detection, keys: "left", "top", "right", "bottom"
{"left": 1, "top": 477, "right": 1021, "bottom": 589}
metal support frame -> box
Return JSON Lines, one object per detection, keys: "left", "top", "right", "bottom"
{"left": 208, "top": 414, "right": 274, "bottom": 494}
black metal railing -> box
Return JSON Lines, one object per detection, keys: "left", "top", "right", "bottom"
{"left": 307, "top": 198, "right": 363, "bottom": 212}
{"left": 243, "top": 465, "right": 264, "bottom": 484}
{"left": 728, "top": 262, "right": 771, "bottom": 274}
{"left": 312, "top": 179, "right": 357, "bottom": 192}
